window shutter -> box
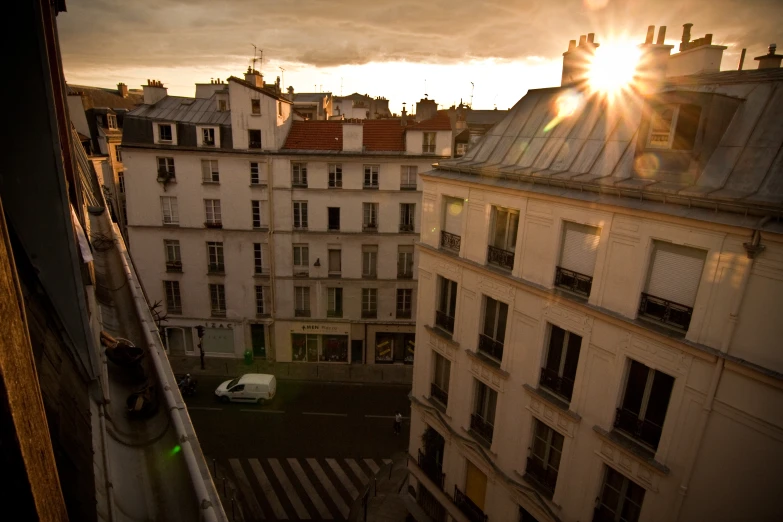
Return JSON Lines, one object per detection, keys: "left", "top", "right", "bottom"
{"left": 646, "top": 242, "right": 705, "bottom": 307}
{"left": 560, "top": 222, "right": 600, "bottom": 276}
{"left": 443, "top": 198, "right": 463, "bottom": 235}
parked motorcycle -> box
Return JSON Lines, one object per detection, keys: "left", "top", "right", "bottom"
{"left": 178, "top": 376, "right": 197, "bottom": 397}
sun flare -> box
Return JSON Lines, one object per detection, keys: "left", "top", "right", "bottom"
{"left": 587, "top": 43, "right": 641, "bottom": 97}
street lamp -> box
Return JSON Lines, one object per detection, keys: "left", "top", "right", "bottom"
{"left": 196, "top": 325, "right": 205, "bottom": 370}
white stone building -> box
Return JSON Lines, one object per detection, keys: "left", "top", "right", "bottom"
{"left": 407, "top": 25, "right": 783, "bottom": 522}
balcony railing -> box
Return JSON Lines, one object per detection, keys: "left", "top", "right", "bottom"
{"left": 362, "top": 309, "right": 377, "bottom": 319}
{"left": 440, "top": 231, "right": 461, "bottom": 253}
{"left": 478, "top": 334, "right": 504, "bottom": 362}
{"left": 328, "top": 223, "right": 340, "bottom": 231}
{"left": 614, "top": 407, "right": 664, "bottom": 450}
{"left": 435, "top": 310, "right": 454, "bottom": 333}
{"left": 211, "top": 309, "right": 226, "bottom": 317}
{"left": 204, "top": 221, "right": 222, "bottom": 229}
{"left": 207, "top": 263, "right": 225, "bottom": 274}
{"left": 165, "top": 261, "right": 182, "bottom": 272}
{"left": 400, "top": 182, "right": 417, "bottom": 190}
{"left": 430, "top": 382, "right": 448, "bottom": 407}
{"left": 539, "top": 366, "right": 575, "bottom": 402}
{"left": 397, "top": 268, "right": 413, "bottom": 279}
{"left": 399, "top": 223, "right": 415, "bottom": 232}
{"left": 292, "top": 179, "right": 308, "bottom": 188}
{"left": 525, "top": 456, "right": 557, "bottom": 497}
{"left": 327, "top": 309, "right": 343, "bottom": 318}
{"left": 454, "top": 486, "right": 488, "bottom": 522}
{"left": 555, "top": 266, "right": 593, "bottom": 298}
{"left": 397, "top": 309, "right": 412, "bottom": 319}
{"left": 295, "top": 309, "right": 311, "bottom": 317}
{"left": 249, "top": 140, "right": 262, "bottom": 149}
{"left": 418, "top": 450, "right": 445, "bottom": 490}
{"left": 328, "top": 180, "right": 342, "bottom": 188}
{"left": 487, "top": 245, "right": 514, "bottom": 271}
{"left": 469, "top": 413, "right": 494, "bottom": 444}
{"left": 363, "top": 222, "right": 378, "bottom": 232}
{"left": 638, "top": 292, "right": 693, "bottom": 331}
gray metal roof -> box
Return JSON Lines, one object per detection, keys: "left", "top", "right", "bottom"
{"left": 127, "top": 95, "right": 231, "bottom": 125}
{"left": 293, "top": 93, "right": 330, "bottom": 102}
{"left": 466, "top": 109, "right": 509, "bottom": 126}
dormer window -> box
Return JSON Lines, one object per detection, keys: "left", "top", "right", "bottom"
{"left": 158, "top": 123, "right": 173, "bottom": 142}
{"left": 647, "top": 104, "right": 701, "bottom": 150}
{"left": 202, "top": 128, "right": 215, "bottom": 147}
{"left": 218, "top": 100, "right": 227, "bottom": 112}
{"left": 423, "top": 132, "right": 436, "bottom": 154}
{"left": 251, "top": 99, "right": 261, "bottom": 115}
{"left": 107, "top": 114, "right": 118, "bottom": 130}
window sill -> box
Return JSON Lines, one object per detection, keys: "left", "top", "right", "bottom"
{"left": 162, "top": 223, "right": 180, "bottom": 227}
{"left": 211, "top": 312, "right": 227, "bottom": 318}
{"left": 362, "top": 186, "right": 379, "bottom": 190}
{"left": 465, "top": 349, "right": 510, "bottom": 379}
{"left": 552, "top": 286, "right": 590, "bottom": 304}
{"left": 253, "top": 226, "right": 270, "bottom": 232}
{"left": 592, "top": 425, "right": 670, "bottom": 474}
{"left": 249, "top": 183, "right": 268, "bottom": 188}
{"left": 635, "top": 314, "right": 688, "bottom": 338}
{"left": 293, "top": 227, "right": 308, "bottom": 232}
{"left": 522, "top": 384, "right": 581, "bottom": 422}
{"left": 328, "top": 185, "right": 343, "bottom": 189}
{"left": 202, "top": 181, "right": 220, "bottom": 185}
{"left": 292, "top": 184, "right": 308, "bottom": 189}
{"left": 426, "top": 395, "right": 448, "bottom": 415}
{"left": 253, "top": 272, "right": 270, "bottom": 279}
{"left": 423, "top": 324, "right": 459, "bottom": 347}
{"left": 467, "top": 428, "right": 493, "bottom": 450}
{"left": 327, "top": 228, "right": 341, "bottom": 232}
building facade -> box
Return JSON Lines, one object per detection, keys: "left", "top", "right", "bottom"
{"left": 407, "top": 25, "right": 783, "bottom": 522}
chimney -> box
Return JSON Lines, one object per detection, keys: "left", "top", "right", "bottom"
{"left": 636, "top": 25, "right": 674, "bottom": 93}
{"left": 244, "top": 66, "right": 264, "bottom": 88}
{"left": 342, "top": 123, "right": 363, "bottom": 152}
{"left": 400, "top": 104, "right": 407, "bottom": 126}
{"left": 754, "top": 43, "right": 783, "bottom": 69}
{"left": 142, "top": 79, "right": 168, "bottom": 105}
{"left": 117, "top": 82, "right": 128, "bottom": 98}
{"left": 561, "top": 33, "right": 600, "bottom": 86}
{"left": 666, "top": 23, "right": 726, "bottom": 77}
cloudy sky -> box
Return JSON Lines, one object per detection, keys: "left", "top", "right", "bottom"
{"left": 58, "top": 0, "right": 781, "bottom": 112}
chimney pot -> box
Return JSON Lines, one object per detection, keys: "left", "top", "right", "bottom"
{"left": 771, "top": 43, "right": 778, "bottom": 55}
{"left": 738, "top": 48, "right": 747, "bottom": 70}
{"left": 587, "top": 33, "right": 595, "bottom": 44}
{"left": 645, "top": 26, "right": 655, "bottom": 44}
{"left": 579, "top": 34, "right": 587, "bottom": 46}
{"left": 568, "top": 39, "right": 576, "bottom": 51}
{"left": 656, "top": 26, "right": 667, "bottom": 45}
{"left": 682, "top": 23, "right": 693, "bottom": 44}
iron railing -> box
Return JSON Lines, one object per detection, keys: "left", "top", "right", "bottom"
{"left": 249, "top": 140, "right": 262, "bottom": 149}
{"left": 487, "top": 245, "right": 514, "bottom": 270}
{"left": 539, "top": 366, "right": 575, "bottom": 402}
{"left": 362, "top": 309, "right": 377, "bottom": 319}
{"left": 435, "top": 310, "right": 454, "bottom": 333}
{"left": 363, "top": 222, "right": 378, "bottom": 232}
{"left": 397, "top": 309, "right": 412, "bottom": 319}
{"left": 555, "top": 266, "right": 593, "bottom": 297}
{"left": 614, "top": 408, "right": 664, "bottom": 450}
{"left": 211, "top": 309, "right": 226, "bottom": 317}
{"left": 204, "top": 221, "right": 222, "bottom": 229}
{"left": 469, "top": 413, "right": 494, "bottom": 444}
{"left": 430, "top": 383, "right": 448, "bottom": 407}
{"left": 397, "top": 267, "right": 413, "bottom": 279}
{"left": 454, "top": 486, "right": 488, "bottom": 522}
{"left": 418, "top": 450, "right": 445, "bottom": 490}
{"left": 327, "top": 309, "right": 343, "bottom": 318}
{"left": 400, "top": 182, "right": 417, "bottom": 190}
{"left": 525, "top": 456, "right": 557, "bottom": 497}
{"left": 207, "top": 263, "right": 224, "bottom": 274}
{"left": 399, "top": 223, "right": 415, "bottom": 232}
{"left": 478, "top": 334, "right": 504, "bottom": 362}
{"left": 638, "top": 292, "right": 693, "bottom": 331}
{"left": 165, "top": 261, "right": 182, "bottom": 272}
{"left": 295, "top": 309, "right": 311, "bottom": 317}
{"left": 440, "top": 231, "right": 461, "bottom": 253}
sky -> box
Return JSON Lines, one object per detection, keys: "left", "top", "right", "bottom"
{"left": 58, "top": 0, "right": 782, "bottom": 114}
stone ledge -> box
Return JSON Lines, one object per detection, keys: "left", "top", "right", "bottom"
{"left": 592, "top": 425, "right": 670, "bottom": 475}
{"left": 466, "top": 349, "right": 510, "bottom": 379}
{"left": 522, "top": 384, "right": 581, "bottom": 421}
{"left": 424, "top": 324, "right": 460, "bottom": 348}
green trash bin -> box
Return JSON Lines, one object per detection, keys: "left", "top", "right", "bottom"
{"left": 243, "top": 349, "right": 253, "bottom": 365}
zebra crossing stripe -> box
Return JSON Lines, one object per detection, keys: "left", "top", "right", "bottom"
{"left": 288, "top": 459, "right": 333, "bottom": 520}
{"left": 307, "top": 458, "right": 349, "bottom": 518}
{"left": 346, "top": 459, "right": 370, "bottom": 485}
{"left": 269, "top": 459, "right": 310, "bottom": 520}
{"left": 364, "top": 458, "right": 380, "bottom": 475}
{"left": 229, "top": 459, "right": 265, "bottom": 520}
{"left": 249, "top": 458, "right": 288, "bottom": 520}
{"left": 326, "top": 458, "right": 359, "bottom": 499}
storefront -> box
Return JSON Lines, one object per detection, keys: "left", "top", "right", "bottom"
{"left": 203, "top": 325, "right": 235, "bottom": 355}
{"left": 375, "top": 332, "right": 415, "bottom": 364}
{"left": 288, "top": 322, "right": 352, "bottom": 363}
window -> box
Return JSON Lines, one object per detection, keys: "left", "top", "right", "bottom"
{"left": 294, "top": 286, "right": 310, "bottom": 316}
{"left": 471, "top": 380, "right": 497, "bottom": 444}
{"left": 160, "top": 196, "right": 179, "bottom": 225}
{"left": 555, "top": 222, "right": 600, "bottom": 297}
{"left": 206, "top": 241, "right": 224, "bottom": 273}
{"left": 278, "top": 100, "right": 283, "bottom": 116}
{"left": 251, "top": 200, "right": 263, "bottom": 228}
{"left": 639, "top": 241, "right": 706, "bottom": 331}
{"left": 118, "top": 171, "right": 125, "bottom": 193}
{"left": 201, "top": 159, "right": 220, "bottom": 183}
{"left": 362, "top": 245, "right": 378, "bottom": 278}
{"left": 107, "top": 114, "right": 118, "bottom": 130}
{"left": 423, "top": 132, "right": 436, "bottom": 153}
{"left": 253, "top": 243, "right": 265, "bottom": 274}
{"left": 400, "top": 166, "right": 417, "bottom": 189}
{"left": 114, "top": 145, "right": 122, "bottom": 162}
{"left": 251, "top": 99, "right": 261, "bottom": 114}
{"left": 441, "top": 197, "right": 463, "bottom": 253}
{"left": 328, "top": 164, "right": 342, "bottom": 188}
{"left": 327, "top": 288, "right": 343, "bottom": 317}
{"left": 487, "top": 206, "right": 519, "bottom": 270}
{"left": 202, "top": 127, "right": 216, "bottom": 146}
{"left": 255, "top": 286, "right": 267, "bottom": 315}
{"left": 479, "top": 296, "right": 508, "bottom": 362}
{"left": 436, "top": 276, "right": 458, "bottom": 334}
{"left": 293, "top": 244, "right": 309, "bottom": 276}
{"left": 526, "top": 420, "right": 564, "bottom": 498}
{"left": 248, "top": 129, "right": 261, "bottom": 149}
{"left": 293, "top": 201, "right": 308, "bottom": 229}
{"left": 121, "top": 201, "right": 127, "bottom": 224}
{"left": 157, "top": 157, "right": 175, "bottom": 180}
{"left": 647, "top": 104, "right": 701, "bottom": 151}
{"left": 292, "top": 162, "right": 308, "bottom": 187}
{"left": 250, "top": 162, "right": 261, "bottom": 185}
{"left": 218, "top": 100, "right": 227, "bottom": 112}
{"left": 431, "top": 352, "right": 450, "bottom": 407}
{"left": 540, "top": 325, "right": 581, "bottom": 402}
{"left": 455, "top": 142, "right": 468, "bottom": 157}
{"left": 209, "top": 283, "right": 226, "bottom": 316}
{"left": 595, "top": 467, "right": 645, "bottom": 522}
{"left": 292, "top": 334, "right": 319, "bottom": 362}
{"left": 158, "top": 123, "right": 172, "bottom": 142}
{"left": 362, "top": 288, "right": 377, "bottom": 318}
{"left": 204, "top": 199, "right": 222, "bottom": 227}
{"left": 399, "top": 203, "right": 415, "bottom": 232}
{"left": 615, "top": 360, "right": 674, "bottom": 450}
{"left": 363, "top": 165, "right": 379, "bottom": 189}
{"left": 397, "top": 289, "right": 412, "bottom": 319}
{"left": 328, "top": 249, "right": 341, "bottom": 276}
{"left": 164, "top": 239, "right": 181, "bottom": 271}
{"left": 397, "top": 245, "right": 414, "bottom": 278}
{"left": 363, "top": 203, "right": 378, "bottom": 231}
{"left": 164, "top": 281, "right": 181, "bottom": 314}
{"left": 328, "top": 207, "right": 340, "bottom": 231}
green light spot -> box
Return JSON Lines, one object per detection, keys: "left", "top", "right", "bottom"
{"left": 170, "top": 445, "right": 182, "bottom": 457}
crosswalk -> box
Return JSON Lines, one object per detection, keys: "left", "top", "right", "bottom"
{"left": 219, "top": 457, "right": 393, "bottom": 521}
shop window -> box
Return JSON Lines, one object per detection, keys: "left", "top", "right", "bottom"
{"left": 375, "top": 332, "right": 415, "bottom": 364}
{"left": 321, "top": 335, "right": 348, "bottom": 362}
{"left": 292, "top": 334, "right": 319, "bottom": 362}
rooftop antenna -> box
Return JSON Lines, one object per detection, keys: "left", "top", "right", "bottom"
{"left": 251, "top": 44, "right": 262, "bottom": 72}
{"left": 279, "top": 66, "right": 286, "bottom": 90}
{"left": 470, "top": 82, "right": 474, "bottom": 108}
{"left": 424, "top": 78, "right": 428, "bottom": 98}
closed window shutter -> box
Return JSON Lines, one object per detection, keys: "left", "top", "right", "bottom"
{"left": 560, "top": 222, "right": 600, "bottom": 276}
{"left": 443, "top": 198, "right": 464, "bottom": 235}
{"left": 646, "top": 242, "right": 705, "bottom": 307}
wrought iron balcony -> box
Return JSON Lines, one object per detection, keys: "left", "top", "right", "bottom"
{"left": 539, "top": 366, "right": 575, "bottom": 402}
{"left": 328, "top": 180, "right": 342, "bottom": 188}
{"left": 435, "top": 310, "right": 454, "bottom": 333}
{"left": 440, "top": 230, "right": 461, "bottom": 253}
{"left": 249, "top": 140, "right": 262, "bottom": 149}
{"left": 327, "top": 309, "right": 342, "bottom": 318}
{"left": 638, "top": 292, "right": 693, "bottom": 331}
{"left": 204, "top": 221, "right": 222, "bottom": 229}
{"left": 397, "top": 268, "right": 413, "bottom": 279}
{"left": 292, "top": 179, "right": 308, "bottom": 188}
{"left": 555, "top": 266, "right": 593, "bottom": 298}
{"left": 363, "top": 222, "right": 378, "bottom": 232}
{"left": 614, "top": 407, "right": 664, "bottom": 450}
{"left": 469, "top": 413, "right": 494, "bottom": 445}
{"left": 430, "top": 383, "right": 448, "bottom": 407}
{"left": 400, "top": 182, "right": 417, "bottom": 190}
{"left": 361, "top": 309, "right": 377, "bottom": 319}
{"left": 487, "top": 245, "right": 514, "bottom": 271}
{"left": 478, "top": 334, "right": 504, "bottom": 362}
{"left": 399, "top": 223, "right": 415, "bottom": 232}
{"left": 207, "top": 263, "right": 225, "bottom": 274}
{"left": 165, "top": 261, "right": 182, "bottom": 272}
{"left": 295, "top": 309, "right": 311, "bottom": 317}
{"left": 454, "top": 486, "right": 488, "bottom": 522}
{"left": 525, "top": 456, "right": 557, "bottom": 498}
{"left": 417, "top": 450, "right": 445, "bottom": 490}
{"left": 396, "top": 309, "right": 412, "bottom": 319}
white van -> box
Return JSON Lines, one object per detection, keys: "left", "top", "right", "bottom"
{"left": 214, "top": 374, "right": 276, "bottom": 404}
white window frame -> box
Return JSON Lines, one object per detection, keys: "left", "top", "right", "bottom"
{"left": 328, "top": 164, "right": 343, "bottom": 188}
{"left": 251, "top": 200, "right": 263, "bottom": 228}
{"left": 255, "top": 285, "right": 266, "bottom": 315}
{"left": 400, "top": 203, "right": 415, "bottom": 231}
{"left": 294, "top": 286, "right": 310, "bottom": 312}
{"left": 201, "top": 159, "right": 220, "bottom": 183}
{"left": 248, "top": 129, "right": 262, "bottom": 149}
{"left": 363, "top": 164, "right": 379, "bottom": 188}
{"left": 164, "top": 239, "right": 181, "bottom": 264}
{"left": 397, "top": 288, "right": 412, "bottom": 313}
{"left": 250, "top": 162, "right": 261, "bottom": 185}
{"left": 423, "top": 132, "right": 436, "bottom": 153}
{"left": 455, "top": 142, "right": 468, "bottom": 157}
{"left": 206, "top": 241, "right": 224, "bottom": 272}
{"left": 327, "top": 287, "right": 343, "bottom": 315}
{"left": 202, "top": 127, "right": 216, "bottom": 147}
{"left": 293, "top": 245, "right": 309, "bottom": 274}
{"left": 432, "top": 352, "right": 451, "bottom": 399}
{"left": 292, "top": 162, "right": 308, "bottom": 186}
{"left": 209, "top": 283, "right": 226, "bottom": 315}
{"left": 647, "top": 105, "right": 680, "bottom": 149}
{"left": 164, "top": 280, "right": 181, "bottom": 313}
{"left": 362, "top": 246, "right": 378, "bottom": 278}
{"left": 160, "top": 196, "right": 179, "bottom": 225}
{"left": 107, "top": 113, "right": 118, "bottom": 130}
{"left": 400, "top": 166, "right": 417, "bottom": 188}
{"left": 363, "top": 203, "right": 378, "bottom": 230}
{"left": 158, "top": 123, "right": 173, "bottom": 142}
{"left": 114, "top": 145, "right": 122, "bottom": 162}
{"left": 362, "top": 288, "right": 377, "bottom": 313}
{"left": 490, "top": 206, "right": 520, "bottom": 252}
{"left": 253, "top": 243, "right": 264, "bottom": 274}
{"left": 293, "top": 201, "right": 308, "bottom": 229}
{"left": 204, "top": 199, "right": 222, "bottom": 225}
{"left": 328, "top": 249, "right": 341, "bottom": 275}
{"left": 118, "top": 171, "right": 125, "bottom": 193}
{"left": 157, "top": 157, "right": 175, "bottom": 179}
{"left": 251, "top": 98, "right": 261, "bottom": 115}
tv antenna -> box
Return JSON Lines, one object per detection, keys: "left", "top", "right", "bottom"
{"left": 424, "top": 78, "right": 427, "bottom": 98}
{"left": 470, "top": 82, "right": 474, "bottom": 107}
{"left": 251, "top": 44, "right": 262, "bottom": 72}
{"left": 279, "top": 66, "right": 286, "bottom": 90}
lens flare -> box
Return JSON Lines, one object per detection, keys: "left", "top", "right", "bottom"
{"left": 587, "top": 43, "right": 641, "bottom": 98}
{"left": 544, "top": 91, "right": 583, "bottom": 132}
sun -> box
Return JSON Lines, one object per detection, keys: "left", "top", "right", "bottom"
{"left": 587, "top": 42, "right": 641, "bottom": 97}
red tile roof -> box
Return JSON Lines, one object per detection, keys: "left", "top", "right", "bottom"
{"left": 282, "top": 119, "right": 407, "bottom": 152}
{"left": 407, "top": 111, "right": 452, "bottom": 131}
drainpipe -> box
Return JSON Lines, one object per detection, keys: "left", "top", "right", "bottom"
{"left": 266, "top": 155, "right": 277, "bottom": 361}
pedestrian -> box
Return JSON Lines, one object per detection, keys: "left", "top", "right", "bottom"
{"left": 394, "top": 411, "right": 402, "bottom": 435}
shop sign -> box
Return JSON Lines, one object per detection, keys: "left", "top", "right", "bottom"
{"left": 294, "top": 323, "right": 344, "bottom": 334}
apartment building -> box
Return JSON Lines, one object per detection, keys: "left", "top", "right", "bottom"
{"left": 407, "top": 26, "right": 783, "bottom": 522}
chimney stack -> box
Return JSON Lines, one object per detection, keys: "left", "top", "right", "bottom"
{"left": 561, "top": 32, "right": 600, "bottom": 86}
{"left": 680, "top": 23, "right": 693, "bottom": 51}
{"left": 754, "top": 43, "right": 783, "bottom": 69}
{"left": 142, "top": 79, "right": 168, "bottom": 105}
{"left": 117, "top": 82, "right": 128, "bottom": 98}
{"left": 636, "top": 25, "right": 674, "bottom": 93}
{"left": 645, "top": 25, "right": 655, "bottom": 44}
{"left": 656, "top": 26, "right": 667, "bottom": 45}
{"left": 667, "top": 24, "right": 727, "bottom": 77}
{"left": 244, "top": 66, "right": 264, "bottom": 88}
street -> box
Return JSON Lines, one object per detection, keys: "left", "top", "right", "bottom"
{"left": 185, "top": 376, "right": 412, "bottom": 521}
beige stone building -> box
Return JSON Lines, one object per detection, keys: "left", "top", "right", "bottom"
{"left": 407, "top": 25, "right": 783, "bottom": 522}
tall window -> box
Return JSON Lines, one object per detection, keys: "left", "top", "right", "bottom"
{"left": 107, "top": 114, "right": 118, "bottom": 129}
{"left": 487, "top": 206, "right": 519, "bottom": 271}
{"left": 251, "top": 200, "right": 263, "bottom": 228}
{"left": 250, "top": 162, "right": 260, "bottom": 185}
{"left": 329, "top": 164, "right": 342, "bottom": 188}
{"left": 436, "top": 276, "right": 458, "bottom": 334}
{"left": 327, "top": 288, "right": 343, "bottom": 317}
{"left": 526, "top": 420, "right": 564, "bottom": 498}
{"left": 202, "top": 127, "right": 215, "bottom": 146}
{"left": 397, "top": 245, "right": 414, "bottom": 278}
{"left": 471, "top": 380, "right": 497, "bottom": 444}
{"left": 362, "top": 245, "right": 378, "bottom": 278}
{"left": 397, "top": 289, "right": 412, "bottom": 319}
{"left": 363, "top": 203, "right": 378, "bottom": 231}
{"left": 253, "top": 243, "right": 264, "bottom": 274}
{"left": 160, "top": 196, "right": 179, "bottom": 225}
{"left": 540, "top": 325, "right": 581, "bottom": 402}
{"left": 294, "top": 286, "right": 310, "bottom": 316}
{"left": 164, "top": 239, "right": 181, "bottom": 271}
{"left": 595, "top": 467, "right": 645, "bottom": 522}
{"left": 399, "top": 203, "right": 415, "bottom": 232}
{"left": 251, "top": 99, "right": 261, "bottom": 114}
{"left": 363, "top": 165, "right": 379, "bottom": 189}
{"left": 158, "top": 123, "right": 172, "bottom": 142}
{"left": 254, "top": 286, "right": 268, "bottom": 315}
{"left": 114, "top": 145, "right": 122, "bottom": 162}
{"left": 248, "top": 129, "right": 261, "bottom": 149}
{"left": 423, "top": 132, "right": 436, "bottom": 153}
{"left": 206, "top": 241, "right": 224, "bottom": 273}
{"left": 328, "top": 249, "right": 341, "bottom": 277}
{"left": 118, "top": 171, "right": 125, "bottom": 193}
{"left": 556, "top": 222, "right": 600, "bottom": 297}
{"left": 431, "top": 353, "right": 450, "bottom": 407}
{"left": 292, "top": 162, "right": 308, "bottom": 187}
{"left": 293, "top": 244, "right": 309, "bottom": 276}
{"left": 328, "top": 207, "right": 340, "bottom": 231}
{"left": 209, "top": 284, "right": 226, "bottom": 316}
{"left": 157, "top": 157, "right": 175, "bottom": 179}
{"left": 204, "top": 199, "right": 222, "bottom": 226}
{"left": 293, "top": 201, "right": 308, "bottom": 229}
{"left": 362, "top": 288, "right": 377, "bottom": 318}
{"left": 615, "top": 360, "right": 674, "bottom": 450}
{"left": 441, "top": 197, "right": 464, "bottom": 253}
{"left": 400, "top": 166, "right": 417, "bottom": 189}
{"left": 219, "top": 100, "right": 227, "bottom": 112}
{"left": 164, "top": 281, "right": 181, "bottom": 314}
{"left": 201, "top": 159, "right": 219, "bottom": 183}
{"left": 479, "top": 296, "right": 508, "bottom": 362}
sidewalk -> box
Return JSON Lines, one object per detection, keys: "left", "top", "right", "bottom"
{"left": 167, "top": 355, "right": 413, "bottom": 385}
{"left": 349, "top": 452, "right": 412, "bottom": 522}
